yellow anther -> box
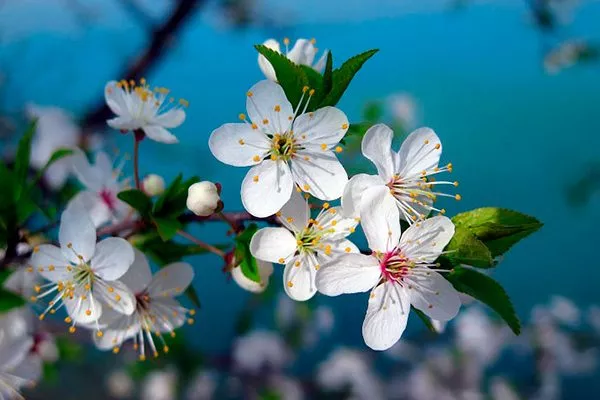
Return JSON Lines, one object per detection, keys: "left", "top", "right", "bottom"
{"left": 424, "top": 139, "right": 430, "bottom": 144}
{"left": 66, "top": 243, "right": 72, "bottom": 249}
{"left": 115, "top": 295, "right": 121, "bottom": 301}
{"left": 453, "top": 181, "right": 459, "bottom": 187}
{"left": 253, "top": 155, "right": 261, "bottom": 162}
{"left": 33, "top": 246, "right": 40, "bottom": 253}
{"left": 349, "top": 227, "right": 356, "bottom": 233}
{"left": 274, "top": 105, "right": 281, "bottom": 112}
{"left": 239, "top": 113, "right": 246, "bottom": 120}
{"left": 187, "top": 318, "right": 194, "bottom": 325}
{"left": 314, "top": 264, "right": 320, "bottom": 271}
{"left": 335, "top": 146, "right": 343, "bottom": 153}
{"left": 303, "top": 156, "right": 310, "bottom": 161}
{"left": 440, "top": 209, "right": 446, "bottom": 215}
{"left": 38, "top": 267, "right": 44, "bottom": 272}
{"left": 309, "top": 89, "right": 315, "bottom": 96}
{"left": 455, "top": 194, "right": 462, "bottom": 201}
{"left": 287, "top": 281, "right": 294, "bottom": 287}
{"left": 69, "top": 327, "right": 76, "bottom": 334}
{"left": 108, "top": 287, "right": 114, "bottom": 293}
{"left": 329, "top": 208, "right": 337, "bottom": 214}
{"left": 170, "top": 332, "right": 176, "bottom": 338}
{"left": 179, "top": 98, "right": 190, "bottom": 107}
{"left": 27, "top": 266, "right": 34, "bottom": 273}
{"left": 303, "top": 184, "right": 310, "bottom": 191}
{"left": 345, "top": 247, "right": 351, "bottom": 253}
{"left": 323, "top": 202, "right": 330, "bottom": 209}
{"left": 163, "top": 346, "right": 170, "bottom": 354}
{"left": 139, "top": 355, "right": 146, "bottom": 361}
{"left": 270, "top": 154, "right": 277, "bottom": 161}
{"left": 97, "top": 331, "right": 104, "bottom": 337}
{"left": 38, "top": 314, "right": 45, "bottom": 321}
{"left": 276, "top": 211, "right": 282, "bottom": 217}
{"left": 84, "top": 284, "right": 91, "bottom": 291}
{"left": 112, "top": 347, "right": 120, "bottom": 354}
{"left": 85, "top": 309, "right": 92, "bottom": 316}
{"left": 263, "top": 119, "right": 269, "bottom": 125}
{"left": 320, "top": 143, "right": 327, "bottom": 150}
{"left": 342, "top": 123, "right": 348, "bottom": 129}
{"left": 286, "top": 217, "right": 294, "bottom": 223}
{"left": 251, "top": 123, "right": 258, "bottom": 129}
{"left": 294, "top": 261, "right": 301, "bottom": 267}
{"left": 278, "top": 258, "right": 285, "bottom": 263}
{"left": 48, "top": 265, "right": 55, "bottom": 271}
{"left": 435, "top": 143, "right": 441, "bottom": 149}
{"left": 189, "top": 309, "right": 196, "bottom": 316}
{"left": 238, "top": 139, "right": 245, "bottom": 145}
{"left": 65, "top": 317, "right": 72, "bottom": 323}
{"left": 310, "top": 38, "right": 316, "bottom": 44}
{"left": 253, "top": 175, "right": 259, "bottom": 183}
{"left": 34, "top": 285, "right": 41, "bottom": 293}
{"left": 302, "top": 86, "right": 309, "bottom": 93}
{"left": 247, "top": 91, "right": 253, "bottom": 97}
{"left": 324, "top": 245, "right": 332, "bottom": 256}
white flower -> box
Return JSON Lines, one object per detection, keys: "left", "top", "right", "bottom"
{"left": 93, "top": 249, "right": 195, "bottom": 360}
{"left": 231, "top": 259, "right": 273, "bottom": 293}
{"left": 185, "top": 370, "right": 218, "bottom": 400}
{"left": 69, "top": 149, "right": 131, "bottom": 228}
{"left": 548, "top": 295, "right": 580, "bottom": 327}
{"left": 209, "top": 80, "right": 349, "bottom": 217}
{"left": 104, "top": 79, "right": 187, "bottom": 144}
{"left": 250, "top": 190, "right": 359, "bottom": 301}
{"left": 387, "top": 93, "right": 418, "bottom": 130}
{"left": 342, "top": 123, "right": 458, "bottom": 224}
{"left": 141, "top": 369, "right": 178, "bottom": 400}
{"left": 232, "top": 330, "right": 291, "bottom": 374}
{"left": 106, "top": 369, "right": 135, "bottom": 399}
{"left": 27, "top": 103, "right": 79, "bottom": 189}
{"left": 489, "top": 377, "right": 519, "bottom": 400}
{"left": 455, "top": 306, "right": 510, "bottom": 366}
{"left": 29, "top": 203, "right": 136, "bottom": 334}
{"left": 143, "top": 174, "right": 166, "bottom": 196}
{"left": 317, "top": 191, "right": 460, "bottom": 350}
{"left": 258, "top": 38, "right": 328, "bottom": 82}
{"left": 186, "top": 181, "right": 221, "bottom": 217}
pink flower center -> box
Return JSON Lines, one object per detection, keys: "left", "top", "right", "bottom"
{"left": 379, "top": 249, "right": 412, "bottom": 284}
{"left": 99, "top": 188, "right": 117, "bottom": 211}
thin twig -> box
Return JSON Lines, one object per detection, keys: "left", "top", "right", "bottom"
{"left": 177, "top": 230, "right": 226, "bottom": 258}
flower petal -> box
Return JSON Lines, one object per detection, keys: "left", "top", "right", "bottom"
{"left": 107, "top": 116, "right": 139, "bottom": 131}
{"left": 104, "top": 81, "right": 127, "bottom": 116}
{"left": 313, "top": 50, "right": 328, "bottom": 72}
{"left": 277, "top": 189, "right": 309, "bottom": 233}
{"left": 400, "top": 216, "right": 455, "bottom": 263}
{"left": 117, "top": 249, "right": 153, "bottom": 295}
{"left": 147, "top": 262, "right": 194, "bottom": 298}
{"left": 293, "top": 107, "right": 349, "bottom": 148}
{"left": 249, "top": 227, "right": 296, "bottom": 264}
{"left": 315, "top": 206, "right": 358, "bottom": 241}
{"left": 287, "top": 39, "right": 317, "bottom": 65}
{"left": 29, "top": 244, "right": 71, "bottom": 282}
{"left": 362, "top": 123, "right": 396, "bottom": 182}
{"left": 231, "top": 260, "right": 274, "bottom": 294}
{"left": 70, "top": 149, "right": 104, "bottom": 191}
{"left": 341, "top": 173, "right": 384, "bottom": 218}
{"left": 406, "top": 270, "right": 460, "bottom": 321}
{"left": 362, "top": 282, "right": 410, "bottom": 351}
{"left": 359, "top": 185, "right": 401, "bottom": 253}
{"left": 64, "top": 287, "right": 103, "bottom": 324}
{"left": 94, "top": 317, "right": 136, "bottom": 350}
{"left": 397, "top": 127, "right": 442, "bottom": 178}
{"left": 59, "top": 203, "right": 96, "bottom": 264}
{"left": 68, "top": 191, "right": 112, "bottom": 228}
{"left": 283, "top": 255, "right": 317, "bottom": 301}
{"left": 90, "top": 238, "right": 135, "bottom": 281}
{"left": 317, "top": 238, "right": 360, "bottom": 262}
{"left": 246, "top": 80, "right": 293, "bottom": 134}
{"left": 150, "top": 297, "right": 188, "bottom": 333}
{"left": 142, "top": 125, "right": 179, "bottom": 144}
{"left": 291, "top": 150, "right": 348, "bottom": 200}
{"left": 316, "top": 253, "right": 380, "bottom": 296}
{"left": 209, "top": 123, "right": 270, "bottom": 167}
{"left": 241, "top": 160, "right": 294, "bottom": 218}
{"left": 94, "top": 280, "right": 136, "bottom": 316}
{"left": 257, "top": 39, "right": 281, "bottom": 81}
{"left": 154, "top": 109, "right": 186, "bottom": 128}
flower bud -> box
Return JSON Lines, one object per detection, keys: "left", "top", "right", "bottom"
{"left": 142, "top": 174, "right": 165, "bottom": 196}
{"left": 187, "top": 181, "right": 221, "bottom": 216}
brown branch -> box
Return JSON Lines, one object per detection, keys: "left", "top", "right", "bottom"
{"left": 80, "top": 0, "right": 202, "bottom": 132}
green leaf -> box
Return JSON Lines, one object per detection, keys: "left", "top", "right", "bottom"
{"left": 14, "top": 120, "right": 37, "bottom": 186}
{"left": 412, "top": 306, "right": 438, "bottom": 333}
{"left": 452, "top": 208, "right": 542, "bottom": 257}
{"left": 118, "top": 189, "right": 152, "bottom": 217}
{"left": 0, "top": 163, "right": 18, "bottom": 210}
{"left": 153, "top": 175, "right": 199, "bottom": 219}
{"left": 154, "top": 174, "right": 182, "bottom": 214}
{"left": 16, "top": 190, "right": 38, "bottom": 224}
{"left": 56, "top": 337, "right": 84, "bottom": 362}
{"left": 322, "top": 51, "right": 334, "bottom": 94}
{"left": 0, "top": 289, "right": 26, "bottom": 312}
{"left": 299, "top": 65, "right": 325, "bottom": 111}
{"left": 152, "top": 217, "right": 183, "bottom": 241}
{"left": 319, "top": 49, "right": 378, "bottom": 107}
{"left": 447, "top": 267, "right": 521, "bottom": 334}
{"left": 255, "top": 44, "right": 309, "bottom": 109}
{"left": 444, "top": 226, "right": 494, "bottom": 268}
{"left": 363, "top": 101, "right": 384, "bottom": 122}
{"left": 33, "top": 148, "right": 74, "bottom": 184}
{"left": 185, "top": 286, "right": 202, "bottom": 309}
{"left": 234, "top": 224, "right": 260, "bottom": 283}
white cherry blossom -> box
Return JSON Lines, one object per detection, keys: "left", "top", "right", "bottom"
{"left": 258, "top": 38, "right": 328, "bottom": 82}
{"left": 250, "top": 190, "right": 359, "bottom": 301}
{"left": 317, "top": 188, "right": 460, "bottom": 350}
{"left": 209, "top": 80, "right": 349, "bottom": 217}
{"left": 230, "top": 259, "right": 274, "bottom": 294}
{"left": 232, "top": 330, "right": 292, "bottom": 374}
{"left": 28, "top": 203, "right": 136, "bottom": 335}
{"left": 342, "top": 123, "right": 459, "bottom": 224}
{"left": 104, "top": 79, "right": 187, "bottom": 144}
{"left": 93, "top": 249, "right": 195, "bottom": 360}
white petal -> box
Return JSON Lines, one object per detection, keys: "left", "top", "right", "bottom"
{"left": 246, "top": 80, "right": 293, "bottom": 134}
{"left": 154, "top": 109, "right": 186, "bottom": 128}
{"left": 317, "top": 238, "right": 360, "bottom": 263}
{"left": 359, "top": 186, "right": 401, "bottom": 253}
{"left": 0, "top": 336, "right": 32, "bottom": 369}
{"left": 241, "top": 160, "right": 294, "bottom": 218}
{"left": 315, "top": 206, "right": 358, "bottom": 241}
{"left": 11, "top": 355, "right": 42, "bottom": 383}
{"left": 64, "top": 288, "right": 103, "bottom": 324}
{"left": 94, "top": 280, "right": 136, "bottom": 316}
{"left": 362, "top": 282, "right": 410, "bottom": 351}
{"left": 68, "top": 191, "right": 112, "bottom": 228}
{"left": 59, "top": 202, "right": 96, "bottom": 264}
{"left": 341, "top": 173, "right": 384, "bottom": 218}
{"left": 104, "top": 81, "right": 127, "bottom": 116}
{"left": 150, "top": 297, "right": 188, "bottom": 332}
{"left": 257, "top": 39, "right": 281, "bottom": 81}
{"left": 313, "top": 50, "right": 328, "bottom": 72}
{"left": 283, "top": 255, "right": 317, "bottom": 301}
{"left": 107, "top": 116, "right": 139, "bottom": 131}
{"left": 147, "top": 262, "right": 194, "bottom": 298}
{"left": 362, "top": 123, "right": 396, "bottom": 182}
{"left": 231, "top": 260, "right": 274, "bottom": 293}
{"left": 397, "top": 127, "right": 442, "bottom": 178}
{"left": 293, "top": 107, "right": 349, "bottom": 148}
{"left": 29, "top": 245, "right": 71, "bottom": 282}
{"left": 90, "top": 238, "right": 135, "bottom": 281}
{"left": 400, "top": 216, "right": 455, "bottom": 263}
{"left": 287, "top": 39, "right": 317, "bottom": 65}
{"left": 116, "top": 249, "right": 152, "bottom": 295}
{"left": 316, "top": 253, "right": 380, "bottom": 296}
{"left": 94, "top": 318, "right": 135, "bottom": 350}
{"left": 277, "top": 189, "right": 309, "bottom": 232}
{"left": 290, "top": 150, "right": 348, "bottom": 200}
{"left": 143, "top": 125, "right": 179, "bottom": 144}
{"left": 94, "top": 151, "right": 114, "bottom": 179}
{"left": 209, "top": 123, "right": 270, "bottom": 167}
{"left": 249, "top": 227, "right": 296, "bottom": 264}
{"left": 70, "top": 149, "right": 104, "bottom": 191}
{"left": 406, "top": 269, "right": 460, "bottom": 321}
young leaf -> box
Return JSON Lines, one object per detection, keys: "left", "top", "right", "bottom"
{"left": 118, "top": 189, "right": 152, "bottom": 217}
{"left": 444, "top": 226, "right": 494, "bottom": 268}
{"left": 255, "top": 44, "right": 309, "bottom": 109}
{"left": 299, "top": 65, "right": 325, "bottom": 110}
{"left": 0, "top": 289, "right": 26, "bottom": 312}
{"left": 185, "top": 286, "right": 202, "bottom": 309}
{"left": 14, "top": 120, "right": 37, "bottom": 186}
{"left": 234, "top": 224, "right": 261, "bottom": 283}
{"left": 322, "top": 51, "right": 334, "bottom": 94}
{"left": 154, "top": 174, "right": 183, "bottom": 214}
{"left": 412, "top": 306, "right": 438, "bottom": 333}
{"left": 152, "top": 217, "right": 183, "bottom": 241}
{"left": 452, "top": 208, "right": 542, "bottom": 257}
{"left": 319, "top": 49, "right": 379, "bottom": 108}
{"left": 447, "top": 267, "right": 521, "bottom": 334}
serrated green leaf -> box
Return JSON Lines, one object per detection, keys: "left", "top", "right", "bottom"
{"left": 33, "top": 148, "right": 74, "bottom": 184}
{"left": 319, "top": 49, "right": 378, "bottom": 107}
{"left": 152, "top": 217, "right": 183, "bottom": 241}
{"left": 14, "top": 120, "right": 37, "bottom": 187}
{"left": 255, "top": 44, "right": 309, "bottom": 109}
{"left": 323, "top": 51, "right": 333, "bottom": 94}
{"left": 299, "top": 65, "right": 325, "bottom": 110}
{"left": 445, "top": 226, "right": 494, "bottom": 268}
{"left": 0, "top": 289, "right": 26, "bottom": 312}
{"left": 452, "top": 208, "right": 542, "bottom": 257}
{"left": 117, "top": 189, "right": 152, "bottom": 216}
{"left": 447, "top": 267, "right": 521, "bottom": 334}
{"left": 412, "top": 306, "right": 438, "bottom": 333}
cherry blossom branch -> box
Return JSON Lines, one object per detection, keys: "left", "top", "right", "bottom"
{"left": 176, "top": 230, "right": 226, "bottom": 258}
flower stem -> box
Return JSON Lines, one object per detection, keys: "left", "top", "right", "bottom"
{"left": 177, "top": 230, "right": 226, "bottom": 258}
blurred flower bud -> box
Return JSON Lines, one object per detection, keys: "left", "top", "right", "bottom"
{"left": 37, "top": 336, "right": 59, "bottom": 363}
{"left": 143, "top": 174, "right": 165, "bottom": 196}
{"left": 106, "top": 369, "right": 134, "bottom": 399}
{"left": 187, "top": 181, "right": 221, "bottom": 216}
